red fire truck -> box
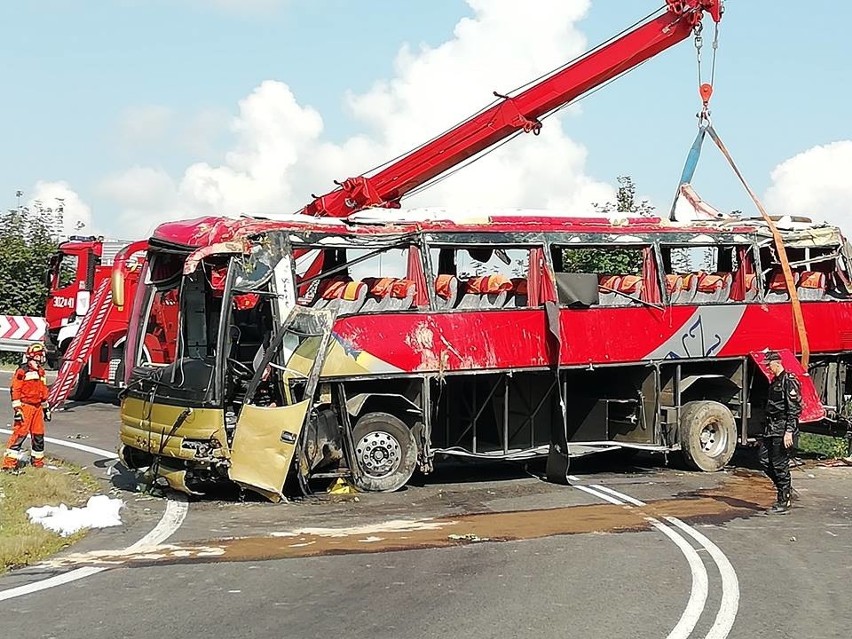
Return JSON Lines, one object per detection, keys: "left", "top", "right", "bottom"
{"left": 44, "top": 236, "right": 153, "bottom": 399}
{"left": 116, "top": 1, "right": 848, "bottom": 502}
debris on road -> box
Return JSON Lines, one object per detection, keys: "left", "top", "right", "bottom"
{"left": 448, "top": 533, "right": 490, "bottom": 543}
{"left": 818, "top": 458, "right": 852, "bottom": 467}
{"left": 327, "top": 478, "right": 356, "bottom": 495}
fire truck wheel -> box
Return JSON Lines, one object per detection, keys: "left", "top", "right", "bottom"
{"left": 679, "top": 400, "right": 737, "bottom": 472}
{"left": 69, "top": 367, "right": 97, "bottom": 402}
{"left": 351, "top": 412, "right": 417, "bottom": 492}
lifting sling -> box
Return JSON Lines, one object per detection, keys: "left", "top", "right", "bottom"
{"left": 669, "top": 122, "right": 811, "bottom": 369}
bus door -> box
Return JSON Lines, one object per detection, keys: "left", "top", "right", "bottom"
{"left": 228, "top": 307, "right": 334, "bottom": 501}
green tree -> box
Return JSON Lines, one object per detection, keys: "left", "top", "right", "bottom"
{"left": 561, "top": 176, "right": 652, "bottom": 274}
{"left": 0, "top": 201, "right": 61, "bottom": 317}
{"left": 592, "top": 175, "right": 655, "bottom": 217}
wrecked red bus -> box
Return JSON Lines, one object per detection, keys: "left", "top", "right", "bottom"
{"left": 117, "top": 211, "right": 852, "bottom": 500}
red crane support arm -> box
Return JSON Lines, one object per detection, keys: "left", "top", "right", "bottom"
{"left": 302, "top": 0, "right": 723, "bottom": 218}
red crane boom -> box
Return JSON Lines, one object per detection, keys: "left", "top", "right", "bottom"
{"left": 302, "top": 0, "right": 723, "bottom": 218}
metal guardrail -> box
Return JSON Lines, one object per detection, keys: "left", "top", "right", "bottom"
{"left": 0, "top": 339, "right": 35, "bottom": 353}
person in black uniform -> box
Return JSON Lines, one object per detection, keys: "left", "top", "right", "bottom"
{"left": 759, "top": 351, "right": 803, "bottom": 514}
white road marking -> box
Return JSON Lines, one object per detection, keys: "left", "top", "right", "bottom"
{"left": 592, "top": 484, "right": 645, "bottom": 506}
{"left": 126, "top": 495, "right": 189, "bottom": 551}
{"left": 573, "top": 483, "right": 624, "bottom": 505}
{"left": 574, "top": 484, "right": 709, "bottom": 639}
{"left": 583, "top": 483, "right": 741, "bottom": 639}
{"left": 0, "top": 429, "right": 118, "bottom": 460}
{"left": 666, "top": 517, "right": 740, "bottom": 639}
{"left": 0, "top": 496, "right": 188, "bottom": 603}
{"left": 650, "top": 520, "right": 709, "bottom": 639}
{"left": 0, "top": 432, "right": 189, "bottom": 603}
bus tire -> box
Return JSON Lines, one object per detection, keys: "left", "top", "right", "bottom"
{"left": 69, "top": 367, "right": 97, "bottom": 402}
{"left": 351, "top": 412, "right": 417, "bottom": 492}
{"left": 679, "top": 400, "right": 737, "bottom": 472}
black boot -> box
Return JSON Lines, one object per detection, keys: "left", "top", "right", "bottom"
{"left": 768, "top": 488, "right": 792, "bottom": 514}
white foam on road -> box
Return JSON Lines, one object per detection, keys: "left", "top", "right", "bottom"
{"left": 27, "top": 495, "right": 124, "bottom": 537}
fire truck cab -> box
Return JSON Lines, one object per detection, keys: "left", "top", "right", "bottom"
{"left": 44, "top": 235, "right": 140, "bottom": 399}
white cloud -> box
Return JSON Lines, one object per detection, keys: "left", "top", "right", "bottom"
{"left": 29, "top": 181, "right": 93, "bottom": 238}
{"left": 764, "top": 140, "right": 852, "bottom": 234}
{"left": 100, "top": 0, "right": 620, "bottom": 237}
{"left": 116, "top": 105, "right": 174, "bottom": 147}
{"left": 181, "top": 108, "right": 231, "bottom": 156}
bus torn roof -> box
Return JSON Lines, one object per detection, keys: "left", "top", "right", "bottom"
{"left": 150, "top": 209, "right": 843, "bottom": 251}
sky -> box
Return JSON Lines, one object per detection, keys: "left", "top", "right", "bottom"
{"left": 1, "top": 0, "right": 850, "bottom": 240}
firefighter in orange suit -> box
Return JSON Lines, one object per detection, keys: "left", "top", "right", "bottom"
{"left": 2, "top": 343, "right": 52, "bottom": 471}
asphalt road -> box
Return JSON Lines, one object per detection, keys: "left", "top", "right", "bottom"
{"left": 2, "top": 370, "right": 852, "bottom": 639}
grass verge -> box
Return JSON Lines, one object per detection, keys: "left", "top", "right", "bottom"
{"left": 797, "top": 433, "right": 850, "bottom": 459}
{"left": 0, "top": 459, "right": 100, "bottom": 574}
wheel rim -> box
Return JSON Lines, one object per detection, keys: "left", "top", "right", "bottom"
{"left": 698, "top": 419, "right": 727, "bottom": 457}
{"left": 355, "top": 430, "right": 402, "bottom": 478}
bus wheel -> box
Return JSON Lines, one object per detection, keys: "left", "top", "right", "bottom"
{"left": 351, "top": 412, "right": 417, "bottom": 492}
{"left": 679, "top": 400, "right": 737, "bottom": 472}
{"left": 69, "top": 366, "right": 97, "bottom": 402}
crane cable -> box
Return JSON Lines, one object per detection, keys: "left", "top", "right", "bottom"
{"left": 690, "top": 19, "right": 810, "bottom": 368}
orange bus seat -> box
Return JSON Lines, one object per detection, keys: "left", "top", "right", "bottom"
{"left": 458, "top": 274, "right": 512, "bottom": 309}
{"left": 610, "top": 274, "right": 642, "bottom": 306}
{"left": 694, "top": 272, "right": 732, "bottom": 303}
{"left": 386, "top": 278, "right": 416, "bottom": 310}
{"left": 435, "top": 274, "right": 459, "bottom": 310}
{"left": 667, "top": 273, "right": 698, "bottom": 304}
{"left": 597, "top": 274, "right": 621, "bottom": 306}
{"left": 360, "top": 277, "right": 396, "bottom": 312}
{"left": 797, "top": 271, "right": 827, "bottom": 301}
{"left": 766, "top": 270, "right": 801, "bottom": 302}
{"left": 313, "top": 278, "right": 367, "bottom": 315}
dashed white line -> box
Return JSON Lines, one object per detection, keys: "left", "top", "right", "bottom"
{"left": 0, "top": 429, "right": 189, "bottom": 603}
